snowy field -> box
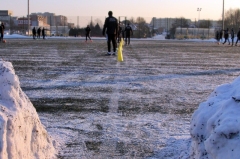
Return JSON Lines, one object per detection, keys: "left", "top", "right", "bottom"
{"left": 1, "top": 38, "right": 240, "bottom": 158}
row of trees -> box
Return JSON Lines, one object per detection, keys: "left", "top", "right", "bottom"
{"left": 69, "top": 17, "right": 152, "bottom": 38}
{"left": 169, "top": 8, "right": 240, "bottom": 39}
{"left": 69, "top": 8, "right": 240, "bottom": 39}
{"left": 224, "top": 9, "right": 240, "bottom": 31}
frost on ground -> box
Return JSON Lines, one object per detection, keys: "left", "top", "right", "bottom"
{"left": 1, "top": 39, "right": 240, "bottom": 158}
{"left": 0, "top": 60, "right": 56, "bottom": 159}
{"left": 190, "top": 76, "right": 240, "bottom": 159}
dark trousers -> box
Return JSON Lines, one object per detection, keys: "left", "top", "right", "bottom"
{"left": 107, "top": 34, "right": 116, "bottom": 52}
{"left": 125, "top": 35, "right": 131, "bottom": 45}
{"left": 0, "top": 33, "right": 3, "bottom": 41}
{"left": 223, "top": 37, "right": 230, "bottom": 44}
{"left": 86, "top": 33, "right": 91, "bottom": 41}
{"left": 236, "top": 38, "right": 240, "bottom": 45}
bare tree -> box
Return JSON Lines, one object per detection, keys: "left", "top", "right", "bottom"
{"left": 224, "top": 8, "right": 240, "bottom": 31}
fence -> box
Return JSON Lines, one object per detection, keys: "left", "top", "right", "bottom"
{"left": 1, "top": 15, "right": 221, "bottom": 39}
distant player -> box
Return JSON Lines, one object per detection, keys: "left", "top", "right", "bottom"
{"left": 222, "top": 28, "right": 230, "bottom": 45}
{"left": 37, "top": 27, "right": 41, "bottom": 39}
{"left": 117, "top": 23, "right": 122, "bottom": 43}
{"left": 102, "top": 11, "right": 118, "bottom": 55}
{"left": 125, "top": 23, "right": 133, "bottom": 45}
{"left": 32, "top": 27, "right": 36, "bottom": 39}
{"left": 215, "top": 29, "right": 220, "bottom": 45}
{"left": 0, "top": 22, "right": 5, "bottom": 42}
{"left": 85, "top": 25, "right": 92, "bottom": 42}
{"left": 230, "top": 28, "right": 234, "bottom": 46}
{"left": 235, "top": 28, "right": 240, "bottom": 46}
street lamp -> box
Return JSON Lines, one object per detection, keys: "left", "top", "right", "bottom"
{"left": 197, "top": 8, "right": 202, "bottom": 38}
{"left": 28, "top": 0, "right": 30, "bottom": 36}
{"left": 222, "top": 0, "right": 224, "bottom": 30}
{"left": 197, "top": 8, "right": 202, "bottom": 28}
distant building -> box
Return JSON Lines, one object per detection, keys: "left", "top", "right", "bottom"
{"left": 31, "top": 12, "right": 67, "bottom": 26}
{"left": 0, "top": 10, "right": 13, "bottom": 26}
{"left": 150, "top": 17, "right": 191, "bottom": 33}
{"left": 150, "top": 17, "right": 176, "bottom": 33}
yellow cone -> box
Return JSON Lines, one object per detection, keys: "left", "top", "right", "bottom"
{"left": 117, "top": 39, "right": 124, "bottom": 62}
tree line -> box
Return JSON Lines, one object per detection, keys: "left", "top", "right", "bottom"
{"left": 69, "top": 8, "right": 240, "bottom": 39}
{"left": 69, "top": 17, "right": 152, "bottom": 38}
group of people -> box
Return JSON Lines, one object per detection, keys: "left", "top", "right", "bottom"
{"left": 32, "top": 27, "right": 46, "bottom": 39}
{"left": 0, "top": 22, "right": 5, "bottom": 42}
{"left": 101, "top": 11, "right": 133, "bottom": 56}
{"left": 216, "top": 27, "right": 240, "bottom": 46}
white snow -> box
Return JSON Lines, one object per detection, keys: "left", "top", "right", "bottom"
{"left": 190, "top": 76, "right": 240, "bottom": 159}
{"left": 0, "top": 60, "right": 56, "bottom": 159}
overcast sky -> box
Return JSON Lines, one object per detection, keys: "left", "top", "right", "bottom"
{"left": 1, "top": 0, "right": 239, "bottom": 22}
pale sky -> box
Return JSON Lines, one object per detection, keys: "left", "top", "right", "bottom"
{"left": 1, "top": 0, "right": 240, "bottom": 21}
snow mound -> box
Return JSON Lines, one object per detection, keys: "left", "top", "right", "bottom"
{"left": 190, "top": 76, "right": 240, "bottom": 159}
{"left": 0, "top": 60, "right": 56, "bottom": 159}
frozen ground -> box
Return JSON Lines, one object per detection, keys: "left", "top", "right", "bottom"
{"left": 0, "top": 39, "right": 240, "bottom": 158}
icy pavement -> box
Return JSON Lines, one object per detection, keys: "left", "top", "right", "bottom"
{"left": 1, "top": 39, "right": 240, "bottom": 158}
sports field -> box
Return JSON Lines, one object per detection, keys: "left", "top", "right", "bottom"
{"left": 1, "top": 39, "right": 240, "bottom": 158}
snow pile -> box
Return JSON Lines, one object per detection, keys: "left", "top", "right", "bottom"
{"left": 0, "top": 60, "right": 56, "bottom": 159}
{"left": 190, "top": 76, "right": 240, "bottom": 159}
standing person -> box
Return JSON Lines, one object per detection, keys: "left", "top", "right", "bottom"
{"left": 230, "top": 28, "right": 234, "bottom": 46}
{"left": 37, "top": 27, "right": 41, "bottom": 39}
{"left": 32, "top": 27, "right": 36, "bottom": 39}
{"left": 0, "top": 22, "right": 5, "bottom": 42}
{"left": 215, "top": 29, "right": 220, "bottom": 45}
{"left": 117, "top": 23, "right": 122, "bottom": 43}
{"left": 222, "top": 28, "right": 230, "bottom": 45}
{"left": 85, "top": 25, "right": 92, "bottom": 42}
{"left": 235, "top": 28, "right": 240, "bottom": 46}
{"left": 219, "top": 29, "right": 223, "bottom": 43}
{"left": 121, "top": 27, "right": 125, "bottom": 44}
{"left": 42, "top": 27, "right": 45, "bottom": 39}
{"left": 0, "top": 24, "right": 3, "bottom": 42}
{"left": 102, "top": 11, "right": 118, "bottom": 56}
{"left": 125, "top": 23, "right": 133, "bottom": 45}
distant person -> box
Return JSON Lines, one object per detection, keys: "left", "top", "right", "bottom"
{"left": 222, "top": 28, "right": 230, "bottom": 45}
{"left": 121, "top": 26, "right": 125, "bottom": 43}
{"left": 102, "top": 11, "right": 118, "bottom": 56}
{"left": 235, "top": 28, "right": 240, "bottom": 46}
{"left": 215, "top": 29, "right": 220, "bottom": 45}
{"left": 230, "top": 28, "right": 234, "bottom": 46}
{"left": 32, "top": 27, "right": 36, "bottom": 39}
{"left": 0, "top": 25, "right": 3, "bottom": 42}
{"left": 219, "top": 29, "right": 223, "bottom": 43}
{"left": 117, "top": 23, "right": 122, "bottom": 43}
{"left": 42, "top": 27, "right": 45, "bottom": 39}
{"left": 85, "top": 25, "right": 92, "bottom": 42}
{"left": 124, "top": 23, "right": 133, "bottom": 45}
{"left": 37, "top": 27, "right": 41, "bottom": 39}
{"left": 0, "top": 22, "right": 5, "bottom": 42}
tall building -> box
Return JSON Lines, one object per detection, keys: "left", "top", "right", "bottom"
{"left": 150, "top": 17, "right": 191, "bottom": 33}
{"left": 150, "top": 17, "right": 176, "bottom": 33}
{"left": 31, "top": 12, "right": 67, "bottom": 26}
{"left": 0, "top": 10, "right": 13, "bottom": 27}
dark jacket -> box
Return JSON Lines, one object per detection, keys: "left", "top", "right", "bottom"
{"left": 237, "top": 30, "right": 240, "bottom": 38}
{"left": 85, "top": 27, "right": 91, "bottom": 34}
{"left": 42, "top": 28, "right": 45, "bottom": 36}
{"left": 224, "top": 29, "right": 229, "bottom": 38}
{"left": 37, "top": 28, "right": 41, "bottom": 35}
{"left": 0, "top": 26, "right": 2, "bottom": 34}
{"left": 1, "top": 23, "right": 5, "bottom": 30}
{"left": 102, "top": 16, "right": 118, "bottom": 35}
{"left": 219, "top": 30, "right": 223, "bottom": 38}
{"left": 125, "top": 25, "right": 133, "bottom": 36}
{"left": 32, "top": 27, "right": 36, "bottom": 35}
{"left": 231, "top": 29, "right": 234, "bottom": 39}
